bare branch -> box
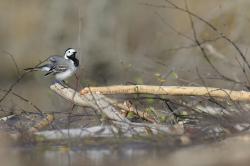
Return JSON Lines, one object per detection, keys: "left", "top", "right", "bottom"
{"left": 81, "top": 85, "right": 250, "bottom": 101}
{"left": 50, "top": 83, "right": 130, "bottom": 123}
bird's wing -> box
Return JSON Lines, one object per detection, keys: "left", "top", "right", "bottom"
{"left": 53, "top": 64, "right": 68, "bottom": 73}
{"left": 48, "top": 55, "right": 63, "bottom": 63}
{"left": 47, "top": 56, "right": 69, "bottom": 73}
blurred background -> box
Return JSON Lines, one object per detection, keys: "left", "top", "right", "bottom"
{"left": 1, "top": 0, "right": 250, "bottom": 111}
{"left": 1, "top": 0, "right": 250, "bottom": 165}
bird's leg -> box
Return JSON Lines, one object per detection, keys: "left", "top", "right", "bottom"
{"left": 53, "top": 80, "right": 69, "bottom": 88}
{"left": 62, "top": 80, "right": 71, "bottom": 88}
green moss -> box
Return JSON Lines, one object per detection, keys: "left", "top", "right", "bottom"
{"left": 144, "top": 107, "right": 155, "bottom": 116}
{"left": 127, "top": 112, "right": 136, "bottom": 119}
{"left": 146, "top": 98, "right": 155, "bottom": 105}
{"left": 159, "top": 115, "right": 168, "bottom": 123}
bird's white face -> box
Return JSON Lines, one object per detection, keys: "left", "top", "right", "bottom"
{"left": 64, "top": 48, "right": 77, "bottom": 59}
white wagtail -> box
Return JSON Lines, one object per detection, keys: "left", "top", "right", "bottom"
{"left": 25, "top": 48, "right": 79, "bottom": 84}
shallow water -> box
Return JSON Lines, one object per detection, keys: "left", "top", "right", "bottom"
{"left": 6, "top": 143, "right": 169, "bottom": 166}
{"left": 6, "top": 133, "right": 250, "bottom": 166}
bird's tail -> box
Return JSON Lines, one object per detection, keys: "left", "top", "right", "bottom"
{"left": 24, "top": 64, "right": 51, "bottom": 72}
{"left": 24, "top": 66, "right": 42, "bottom": 72}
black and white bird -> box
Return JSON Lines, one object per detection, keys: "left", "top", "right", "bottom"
{"left": 25, "top": 48, "right": 79, "bottom": 83}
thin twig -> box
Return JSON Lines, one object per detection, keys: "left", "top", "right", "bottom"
{"left": 184, "top": 0, "right": 236, "bottom": 83}
{"left": 164, "top": 0, "right": 250, "bottom": 71}
{"left": 0, "top": 73, "right": 27, "bottom": 103}
{"left": 155, "top": 11, "right": 193, "bottom": 42}
{"left": 0, "top": 57, "right": 49, "bottom": 104}
{"left": 0, "top": 89, "right": 43, "bottom": 114}
{"left": 1, "top": 49, "right": 20, "bottom": 75}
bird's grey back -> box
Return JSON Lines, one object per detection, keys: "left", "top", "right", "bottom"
{"left": 48, "top": 55, "right": 74, "bottom": 73}
{"left": 49, "top": 55, "right": 64, "bottom": 63}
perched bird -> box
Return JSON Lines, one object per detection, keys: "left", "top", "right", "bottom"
{"left": 24, "top": 48, "right": 79, "bottom": 83}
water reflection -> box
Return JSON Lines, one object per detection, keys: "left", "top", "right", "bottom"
{"left": 17, "top": 145, "right": 159, "bottom": 166}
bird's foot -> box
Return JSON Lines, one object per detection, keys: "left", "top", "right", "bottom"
{"left": 53, "top": 80, "right": 69, "bottom": 88}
